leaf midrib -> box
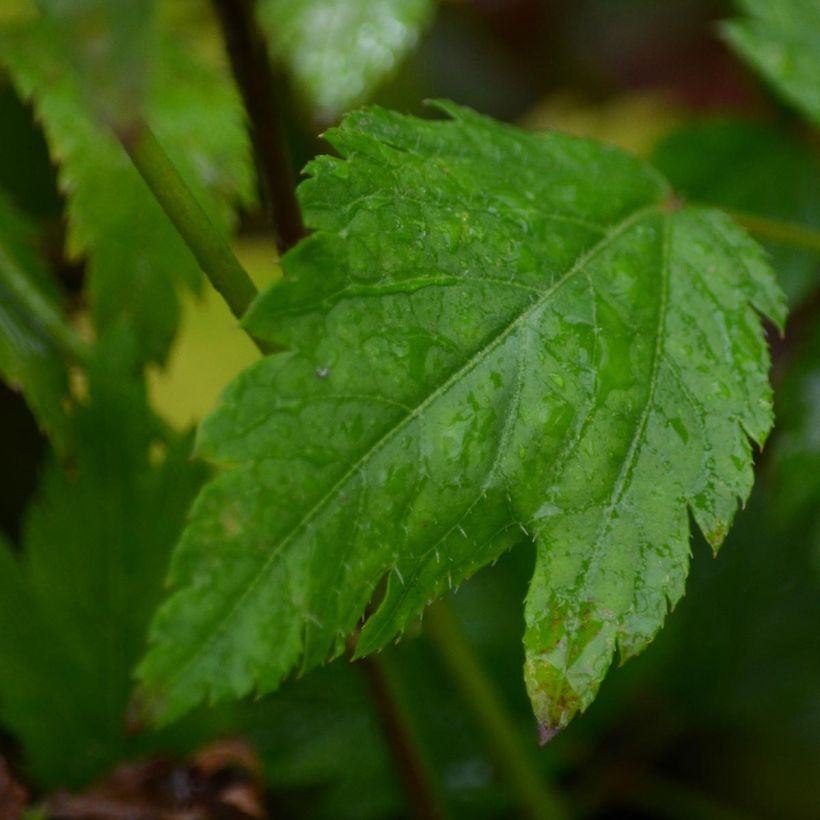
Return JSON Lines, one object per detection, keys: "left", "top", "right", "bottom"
{"left": 160, "top": 201, "right": 663, "bottom": 700}
{"left": 561, "top": 213, "right": 672, "bottom": 630}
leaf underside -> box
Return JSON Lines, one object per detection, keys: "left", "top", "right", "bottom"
{"left": 723, "top": 0, "right": 820, "bottom": 126}
{"left": 140, "top": 103, "right": 784, "bottom": 732}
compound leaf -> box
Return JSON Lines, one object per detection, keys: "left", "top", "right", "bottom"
{"left": 139, "top": 104, "right": 784, "bottom": 734}
{"left": 259, "top": 0, "right": 434, "bottom": 120}
{"left": 723, "top": 0, "right": 820, "bottom": 127}
{"left": 0, "top": 19, "right": 253, "bottom": 364}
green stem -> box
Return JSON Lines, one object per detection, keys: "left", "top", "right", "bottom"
{"left": 119, "top": 122, "right": 261, "bottom": 332}
{"left": 425, "top": 600, "right": 568, "bottom": 820}
{"left": 725, "top": 210, "right": 820, "bottom": 254}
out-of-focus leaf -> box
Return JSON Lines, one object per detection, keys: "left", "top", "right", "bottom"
{"left": 652, "top": 119, "right": 820, "bottom": 305}
{"left": 660, "top": 495, "right": 820, "bottom": 752}
{"left": 259, "top": 0, "right": 434, "bottom": 120}
{"left": 238, "top": 663, "right": 404, "bottom": 820}
{"left": 0, "top": 333, "right": 207, "bottom": 787}
{"left": 772, "top": 318, "right": 820, "bottom": 530}
{"left": 237, "top": 632, "right": 528, "bottom": 819}
{"left": 0, "top": 0, "right": 34, "bottom": 25}
{"left": 0, "top": 20, "right": 253, "bottom": 364}
{"left": 723, "top": 0, "right": 820, "bottom": 126}
{"left": 0, "top": 533, "right": 80, "bottom": 780}
{"left": 138, "top": 103, "right": 784, "bottom": 737}
{"left": 38, "top": 0, "right": 156, "bottom": 129}
{"left": 0, "top": 189, "right": 73, "bottom": 450}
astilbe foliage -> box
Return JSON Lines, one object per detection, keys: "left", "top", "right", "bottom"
{"left": 139, "top": 103, "right": 784, "bottom": 735}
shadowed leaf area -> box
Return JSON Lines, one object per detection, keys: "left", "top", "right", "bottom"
{"left": 0, "top": 189, "right": 73, "bottom": 450}
{"left": 0, "top": 334, "right": 207, "bottom": 787}
{"left": 723, "top": 0, "right": 820, "bottom": 126}
{"left": 139, "top": 103, "right": 785, "bottom": 736}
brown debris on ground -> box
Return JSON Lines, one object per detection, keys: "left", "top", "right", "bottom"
{"left": 0, "top": 758, "right": 28, "bottom": 820}
{"left": 37, "top": 739, "right": 265, "bottom": 820}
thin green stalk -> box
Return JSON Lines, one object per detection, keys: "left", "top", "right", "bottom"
{"left": 725, "top": 210, "right": 820, "bottom": 254}
{"left": 425, "top": 600, "right": 568, "bottom": 820}
{"left": 119, "top": 122, "right": 262, "bottom": 333}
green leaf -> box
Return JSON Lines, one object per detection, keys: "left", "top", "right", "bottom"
{"left": 723, "top": 0, "right": 820, "bottom": 126}
{"left": 38, "top": 0, "right": 156, "bottom": 129}
{"left": 0, "top": 20, "right": 253, "bottom": 363}
{"left": 652, "top": 119, "right": 820, "bottom": 305}
{"left": 0, "top": 188, "right": 74, "bottom": 450}
{"left": 0, "top": 333, "right": 206, "bottom": 786}
{"left": 138, "top": 104, "right": 784, "bottom": 734}
{"left": 259, "top": 0, "right": 434, "bottom": 119}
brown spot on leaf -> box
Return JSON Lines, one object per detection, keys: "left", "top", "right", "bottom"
{"left": 537, "top": 722, "right": 561, "bottom": 746}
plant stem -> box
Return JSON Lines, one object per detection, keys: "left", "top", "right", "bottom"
{"left": 119, "top": 123, "right": 261, "bottom": 332}
{"left": 725, "top": 210, "right": 820, "bottom": 254}
{"left": 358, "top": 653, "right": 447, "bottom": 820}
{"left": 425, "top": 600, "right": 568, "bottom": 820}
{"left": 211, "top": 0, "right": 305, "bottom": 254}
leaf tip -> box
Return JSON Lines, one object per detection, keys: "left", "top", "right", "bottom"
{"left": 537, "top": 722, "right": 561, "bottom": 746}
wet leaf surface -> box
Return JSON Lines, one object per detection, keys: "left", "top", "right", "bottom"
{"left": 139, "top": 103, "right": 784, "bottom": 734}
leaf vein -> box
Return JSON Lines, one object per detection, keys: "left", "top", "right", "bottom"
{"left": 161, "top": 203, "right": 661, "bottom": 698}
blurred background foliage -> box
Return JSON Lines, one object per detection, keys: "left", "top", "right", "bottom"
{"left": 0, "top": 0, "right": 818, "bottom": 818}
